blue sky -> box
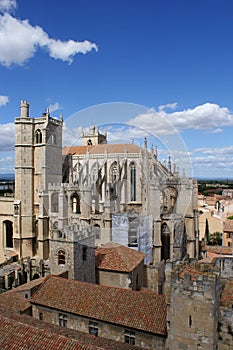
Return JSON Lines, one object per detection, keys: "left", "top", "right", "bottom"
{"left": 1, "top": 0, "right": 233, "bottom": 178}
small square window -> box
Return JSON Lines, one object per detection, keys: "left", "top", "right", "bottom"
{"left": 125, "top": 330, "right": 135, "bottom": 345}
{"left": 59, "top": 313, "right": 67, "bottom": 327}
{"left": 89, "top": 321, "right": 98, "bottom": 336}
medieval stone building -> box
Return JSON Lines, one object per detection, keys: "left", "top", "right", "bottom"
{"left": 0, "top": 100, "right": 199, "bottom": 287}
{"left": 1, "top": 102, "right": 233, "bottom": 349}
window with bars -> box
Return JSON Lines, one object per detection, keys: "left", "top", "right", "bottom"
{"left": 59, "top": 313, "right": 67, "bottom": 327}
{"left": 89, "top": 321, "right": 98, "bottom": 336}
{"left": 124, "top": 330, "right": 135, "bottom": 345}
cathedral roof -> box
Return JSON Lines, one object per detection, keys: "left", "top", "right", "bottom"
{"left": 31, "top": 275, "right": 167, "bottom": 335}
{"left": 95, "top": 243, "right": 145, "bottom": 272}
{"left": 62, "top": 143, "right": 142, "bottom": 156}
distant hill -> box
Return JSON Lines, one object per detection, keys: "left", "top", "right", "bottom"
{"left": 0, "top": 173, "right": 15, "bottom": 181}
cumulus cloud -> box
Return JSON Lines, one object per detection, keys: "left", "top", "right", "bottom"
{"left": 47, "top": 102, "right": 62, "bottom": 113}
{"left": 0, "top": 122, "right": 15, "bottom": 151}
{"left": 158, "top": 102, "right": 178, "bottom": 111}
{"left": 0, "top": 13, "right": 98, "bottom": 67}
{"left": 0, "top": 0, "right": 16, "bottom": 13}
{"left": 193, "top": 146, "right": 233, "bottom": 156}
{"left": 128, "top": 103, "right": 233, "bottom": 135}
{"left": 0, "top": 95, "right": 9, "bottom": 106}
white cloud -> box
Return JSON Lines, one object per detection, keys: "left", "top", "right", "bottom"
{"left": 48, "top": 102, "right": 62, "bottom": 113}
{"left": 48, "top": 39, "right": 97, "bottom": 63}
{"left": 158, "top": 102, "right": 178, "bottom": 111}
{"left": 0, "top": 0, "right": 16, "bottom": 13}
{"left": 0, "top": 122, "right": 15, "bottom": 151}
{"left": 128, "top": 103, "right": 233, "bottom": 135}
{"left": 0, "top": 13, "right": 98, "bottom": 67}
{"left": 0, "top": 95, "right": 9, "bottom": 106}
{"left": 193, "top": 146, "right": 233, "bottom": 156}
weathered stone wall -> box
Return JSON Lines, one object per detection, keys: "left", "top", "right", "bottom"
{"left": 32, "top": 304, "right": 166, "bottom": 349}
{"left": 167, "top": 262, "right": 220, "bottom": 350}
{"left": 0, "top": 197, "right": 14, "bottom": 263}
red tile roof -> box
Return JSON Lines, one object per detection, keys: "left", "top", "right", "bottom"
{"left": 31, "top": 275, "right": 167, "bottom": 335}
{"left": 223, "top": 219, "right": 233, "bottom": 233}
{"left": 0, "top": 289, "right": 31, "bottom": 313}
{"left": 10, "top": 277, "right": 44, "bottom": 292}
{"left": 63, "top": 143, "right": 141, "bottom": 156}
{"left": 0, "top": 305, "right": 144, "bottom": 350}
{"left": 95, "top": 243, "right": 145, "bottom": 272}
{"left": 202, "top": 245, "right": 233, "bottom": 255}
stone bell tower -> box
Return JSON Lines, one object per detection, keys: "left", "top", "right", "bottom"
{"left": 14, "top": 101, "right": 63, "bottom": 259}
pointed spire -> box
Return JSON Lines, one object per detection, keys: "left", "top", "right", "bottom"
{"left": 151, "top": 143, "right": 154, "bottom": 154}
{"left": 60, "top": 113, "right": 63, "bottom": 122}
{"left": 155, "top": 145, "right": 158, "bottom": 159}
{"left": 168, "top": 155, "right": 171, "bottom": 173}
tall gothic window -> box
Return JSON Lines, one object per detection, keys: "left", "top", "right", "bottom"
{"left": 110, "top": 162, "right": 118, "bottom": 196}
{"left": 71, "top": 194, "right": 80, "bottom": 214}
{"left": 35, "top": 129, "right": 42, "bottom": 144}
{"left": 51, "top": 192, "right": 59, "bottom": 213}
{"left": 161, "top": 223, "right": 170, "bottom": 261}
{"left": 130, "top": 162, "right": 136, "bottom": 201}
{"left": 58, "top": 249, "right": 65, "bottom": 265}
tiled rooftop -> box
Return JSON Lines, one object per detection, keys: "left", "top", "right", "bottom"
{"left": 10, "top": 277, "right": 45, "bottom": 292}
{"left": 0, "top": 304, "right": 143, "bottom": 350}
{"left": 223, "top": 219, "right": 233, "bottom": 232}
{"left": 95, "top": 243, "right": 145, "bottom": 272}
{"left": 31, "top": 275, "right": 167, "bottom": 335}
{"left": 0, "top": 289, "right": 31, "bottom": 313}
{"left": 62, "top": 143, "right": 141, "bottom": 156}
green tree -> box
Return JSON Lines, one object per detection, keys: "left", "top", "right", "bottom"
{"left": 204, "top": 218, "right": 210, "bottom": 244}
{"left": 208, "top": 231, "right": 222, "bottom": 246}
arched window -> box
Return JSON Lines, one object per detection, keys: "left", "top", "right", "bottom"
{"left": 161, "top": 223, "right": 170, "bottom": 261}
{"left": 35, "top": 129, "right": 42, "bottom": 144}
{"left": 87, "top": 139, "right": 92, "bottom": 145}
{"left": 4, "top": 220, "right": 13, "bottom": 248}
{"left": 82, "top": 246, "right": 87, "bottom": 261}
{"left": 93, "top": 224, "right": 101, "bottom": 240}
{"left": 130, "top": 162, "right": 136, "bottom": 201}
{"left": 110, "top": 162, "right": 118, "bottom": 196}
{"left": 51, "top": 193, "right": 59, "bottom": 213}
{"left": 51, "top": 134, "right": 56, "bottom": 144}
{"left": 33, "top": 220, "right": 38, "bottom": 255}
{"left": 58, "top": 249, "right": 65, "bottom": 265}
{"left": 32, "top": 273, "right": 40, "bottom": 280}
{"left": 71, "top": 194, "right": 80, "bottom": 214}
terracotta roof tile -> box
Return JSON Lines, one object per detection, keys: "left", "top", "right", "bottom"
{"left": 31, "top": 275, "right": 167, "bottom": 335}
{"left": 223, "top": 219, "right": 233, "bottom": 232}
{"left": 0, "top": 304, "right": 144, "bottom": 350}
{"left": 10, "top": 277, "right": 44, "bottom": 292}
{"left": 95, "top": 243, "right": 145, "bottom": 272}
{"left": 0, "top": 289, "right": 31, "bottom": 313}
{"left": 62, "top": 143, "right": 141, "bottom": 156}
